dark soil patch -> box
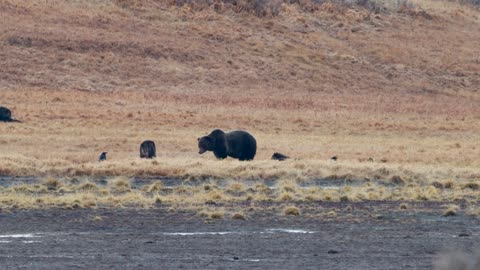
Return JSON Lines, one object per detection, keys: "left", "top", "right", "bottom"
{"left": 0, "top": 202, "right": 478, "bottom": 269}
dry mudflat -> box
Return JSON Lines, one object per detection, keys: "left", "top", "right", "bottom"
{"left": 0, "top": 201, "right": 478, "bottom": 270}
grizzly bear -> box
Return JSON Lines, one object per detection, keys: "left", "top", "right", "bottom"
{"left": 140, "top": 140, "right": 156, "bottom": 159}
{"left": 198, "top": 129, "right": 256, "bottom": 161}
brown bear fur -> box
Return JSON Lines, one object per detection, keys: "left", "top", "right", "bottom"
{"left": 198, "top": 129, "right": 256, "bottom": 161}
{"left": 140, "top": 140, "right": 156, "bottom": 159}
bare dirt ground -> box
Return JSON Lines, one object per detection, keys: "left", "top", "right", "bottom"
{"left": 0, "top": 202, "right": 478, "bottom": 270}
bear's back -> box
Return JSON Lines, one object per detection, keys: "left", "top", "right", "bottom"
{"left": 225, "top": 130, "right": 256, "bottom": 161}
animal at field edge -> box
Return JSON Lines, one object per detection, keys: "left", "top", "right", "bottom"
{"left": 99, "top": 152, "right": 107, "bottom": 162}
{"left": 271, "top": 152, "right": 289, "bottom": 161}
{"left": 198, "top": 129, "right": 256, "bottom": 161}
{"left": 0, "top": 106, "right": 21, "bottom": 122}
{"left": 140, "top": 140, "right": 156, "bottom": 159}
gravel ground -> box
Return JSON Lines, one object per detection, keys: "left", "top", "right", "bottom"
{"left": 0, "top": 202, "right": 478, "bottom": 269}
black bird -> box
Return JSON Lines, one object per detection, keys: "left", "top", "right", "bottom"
{"left": 330, "top": 156, "right": 337, "bottom": 161}
{"left": 0, "top": 106, "right": 21, "bottom": 122}
{"left": 99, "top": 152, "right": 108, "bottom": 162}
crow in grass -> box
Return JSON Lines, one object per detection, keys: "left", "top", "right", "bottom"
{"left": 99, "top": 152, "right": 107, "bottom": 162}
{"left": 0, "top": 106, "right": 21, "bottom": 122}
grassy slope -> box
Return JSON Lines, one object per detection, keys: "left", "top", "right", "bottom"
{"left": 0, "top": 0, "right": 479, "bottom": 181}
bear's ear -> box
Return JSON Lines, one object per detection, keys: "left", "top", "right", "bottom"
{"left": 197, "top": 138, "right": 200, "bottom": 141}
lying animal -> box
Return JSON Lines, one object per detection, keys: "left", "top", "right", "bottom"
{"left": 271, "top": 152, "right": 289, "bottom": 161}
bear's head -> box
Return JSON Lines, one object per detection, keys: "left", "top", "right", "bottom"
{"left": 197, "top": 129, "right": 226, "bottom": 155}
{"left": 197, "top": 136, "right": 214, "bottom": 154}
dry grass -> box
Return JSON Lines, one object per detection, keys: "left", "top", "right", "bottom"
{"left": 92, "top": 215, "right": 103, "bottom": 221}
{"left": 284, "top": 206, "right": 301, "bottom": 216}
{"left": 443, "top": 204, "right": 460, "bottom": 217}
{"left": 231, "top": 212, "right": 247, "bottom": 220}
{"left": 0, "top": 175, "right": 479, "bottom": 211}
{"left": 0, "top": 0, "right": 479, "bottom": 200}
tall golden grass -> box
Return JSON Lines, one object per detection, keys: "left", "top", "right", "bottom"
{"left": 1, "top": 174, "right": 479, "bottom": 211}
{"left": 0, "top": 0, "right": 479, "bottom": 186}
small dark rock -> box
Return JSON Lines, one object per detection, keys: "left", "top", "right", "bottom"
{"left": 458, "top": 233, "right": 470, "bottom": 237}
{"left": 233, "top": 256, "right": 240, "bottom": 260}
{"left": 145, "top": 241, "right": 155, "bottom": 244}
{"left": 327, "top": 250, "right": 339, "bottom": 254}
{"left": 331, "top": 156, "right": 338, "bottom": 161}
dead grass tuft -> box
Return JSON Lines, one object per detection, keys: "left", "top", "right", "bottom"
{"left": 144, "top": 181, "right": 164, "bottom": 193}
{"left": 109, "top": 177, "right": 131, "bottom": 193}
{"left": 92, "top": 215, "right": 103, "bottom": 221}
{"left": 284, "top": 205, "right": 300, "bottom": 216}
{"left": 327, "top": 210, "right": 337, "bottom": 217}
{"left": 463, "top": 183, "right": 480, "bottom": 190}
{"left": 209, "top": 212, "right": 224, "bottom": 219}
{"left": 443, "top": 205, "right": 459, "bottom": 217}
{"left": 42, "top": 177, "right": 63, "bottom": 190}
{"left": 78, "top": 182, "right": 98, "bottom": 192}
{"left": 231, "top": 212, "right": 247, "bottom": 220}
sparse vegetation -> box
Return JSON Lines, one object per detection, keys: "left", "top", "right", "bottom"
{"left": 109, "top": 177, "right": 131, "bottom": 193}
{"left": 443, "top": 205, "right": 459, "bottom": 217}
{"left": 209, "top": 212, "right": 224, "bottom": 219}
{"left": 232, "top": 212, "right": 247, "bottom": 220}
{"left": 0, "top": 0, "right": 479, "bottom": 213}
{"left": 284, "top": 206, "right": 301, "bottom": 216}
{"left": 92, "top": 215, "right": 103, "bottom": 221}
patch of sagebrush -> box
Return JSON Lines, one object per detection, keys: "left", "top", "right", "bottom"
{"left": 169, "top": 0, "right": 392, "bottom": 17}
